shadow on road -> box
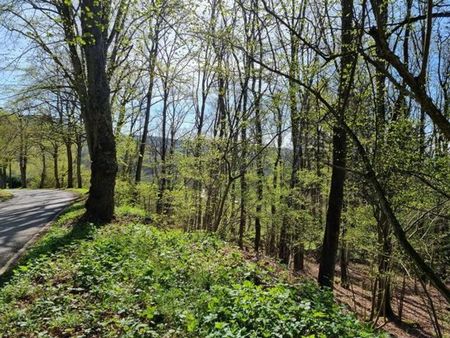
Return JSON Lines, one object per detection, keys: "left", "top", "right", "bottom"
{"left": 0, "top": 190, "right": 77, "bottom": 267}
{"left": 0, "top": 203, "right": 95, "bottom": 287}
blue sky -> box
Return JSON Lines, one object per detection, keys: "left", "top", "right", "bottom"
{"left": 0, "top": 27, "right": 32, "bottom": 108}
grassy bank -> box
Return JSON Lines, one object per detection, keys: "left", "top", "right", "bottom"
{"left": 0, "top": 190, "right": 13, "bottom": 202}
{"left": 0, "top": 207, "right": 383, "bottom": 337}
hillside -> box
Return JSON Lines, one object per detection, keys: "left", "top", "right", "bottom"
{"left": 0, "top": 204, "right": 382, "bottom": 338}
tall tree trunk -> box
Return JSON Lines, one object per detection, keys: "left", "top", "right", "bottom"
{"left": 373, "top": 210, "right": 395, "bottom": 319}
{"left": 205, "top": 56, "right": 227, "bottom": 230}
{"left": 53, "top": 145, "right": 61, "bottom": 189}
{"left": 19, "top": 154, "right": 27, "bottom": 188}
{"left": 340, "top": 224, "right": 349, "bottom": 288}
{"left": 279, "top": 33, "right": 300, "bottom": 266}
{"left": 318, "top": 0, "right": 353, "bottom": 288}
{"left": 253, "top": 23, "right": 264, "bottom": 255}
{"left": 238, "top": 11, "right": 253, "bottom": 248}
{"left": 238, "top": 69, "right": 250, "bottom": 248}
{"left": 81, "top": 0, "right": 118, "bottom": 222}
{"left": 19, "top": 118, "right": 27, "bottom": 189}
{"left": 293, "top": 244, "right": 305, "bottom": 272}
{"left": 318, "top": 113, "right": 348, "bottom": 287}
{"left": 238, "top": 122, "right": 247, "bottom": 248}
{"left": 66, "top": 142, "right": 74, "bottom": 188}
{"left": 268, "top": 104, "right": 283, "bottom": 256}
{"left": 0, "top": 166, "right": 5, "bottom": 189}
{"left": 39, "top": 152, "right": 46, "bottom": 189}
{"left": 371, "top": 0, "right": 394, "bottom": 317}
{"left": 76, "top": 138, "right": 83, "bottom": 188}
{"left": 194, "top": 91, "right": 207, "bottom": 229}
{"left": 156, "top": 87, "right": 169, "bottom": 214}
{"left": 254, "top": 112, "right": 263, "bottom": 254}
{"left": 135, "top": 27, "right": 160, "bottom": 183}
{"left": 8, "top": 161, "right": 12, "bottom": 188}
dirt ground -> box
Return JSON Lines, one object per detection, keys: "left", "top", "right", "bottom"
{"left": 250, "top": 251, "right": 449, "bottom": 337}
{"left": 301, "top": 258, "right": 449, "bottom": 338}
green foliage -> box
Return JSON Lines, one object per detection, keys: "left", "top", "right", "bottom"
{"left": 67, "top": 188, "right": 89, "bottom": 195}
{"left": 0, "top": 190, "right": 13, "bottom": 202}
{"left": 0, "top": 216, "right": 382, "bottom": 337}
{"left": 116, "top": 204, "right": 147, "bottom": 218}
{"left": 115, "top": 179, "right": 137, "bottom": 206}
{"left": 197, "top": 281, "right": 379, "bottom": 338}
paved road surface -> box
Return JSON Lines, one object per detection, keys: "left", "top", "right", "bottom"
{"left": 0, "top": 189, "right": 77, "bottom": 269}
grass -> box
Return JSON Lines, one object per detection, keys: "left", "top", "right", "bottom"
{"left": 0, "top": 207, "right": 385, "bottom": 337}
{"left": 0, "top": 190, "right": 13, "bottom": 202}
{"left": 66, "top": 188, "right": 89, "bottom": 195}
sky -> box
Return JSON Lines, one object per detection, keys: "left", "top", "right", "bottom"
{"left": 0, "top": 27, "right": 32, "bottom": 108}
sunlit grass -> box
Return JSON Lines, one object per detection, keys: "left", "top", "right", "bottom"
{"left": 0, "top": 190, "right": 13, "bottom": 202}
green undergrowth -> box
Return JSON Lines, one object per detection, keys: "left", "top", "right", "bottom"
{"left": 0, "top": 190, "right": 13, "bottom": 202}
{"left": 0, "top": 208, "right": 384, "bottom": 338}
{"left": 66, "top": 188, "right": 89, "bottom": 196}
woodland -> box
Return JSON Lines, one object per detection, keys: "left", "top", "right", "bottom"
{"left": 0, "top": 0, "right": 449, "bottom": 337}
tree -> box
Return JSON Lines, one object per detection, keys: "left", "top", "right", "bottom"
{"left": 317, "top": 0, "right": 355, "bottom": 288}
{"left": 135, "top": 0, "right": 167, "bottom": 184}
{"left": 2, "top": 0, "right": 131, "bottom": 221}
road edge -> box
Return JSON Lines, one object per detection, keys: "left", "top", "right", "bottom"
{"left": 0, "top": 191, "right": 81, "bottom": 278}
{"left": 0, "top": 190, "right": 14, "bottom": 203}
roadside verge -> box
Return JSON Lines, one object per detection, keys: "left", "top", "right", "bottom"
{"left": 0, "top": 191, "right": 83, "bottom": 279}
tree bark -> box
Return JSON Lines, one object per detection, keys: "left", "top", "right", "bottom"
{"left": 253, "top": 23, "right": 264, "bottom": 255}
{"left": 135, "top": 24, "right": 160, "bottom": 183}
{"left": 76, "top": 138, "right": 83, "bottom": 188}
{"left": 318, "top": 0, "right": 353, "bottom": 288}
{"left": 238, "top": 4, "right": 254, "bottom": 248}
{"left": 39, "top": 152, "right": 46, "bottom": 189}
{"left": 19, "top": 154, "right": 27, "bottom": 189}
{"left": 374, "top": 211, "right": 394, "bottom": 319}
{"left": 340, "top": 224, "right": 349, "bottom": 288}
{"left": 318, "top": 126, "right": 347, "bottom": 288}
{"left": 81, "top": 0, "right": 118, "bottom": 222}
{"left": 156, "top": 86, "right": 169, "bottom": 214}
{"left": 66, "top": 142, "right": 74, "bottom": 188}
{"left": 238, "top": 82, "right": 249, "bottom": 248}
{"left": 53, "top": 145, "right": 60, "bottom": 189}
{"left": 19, "top": 117, "right": 28, "bottom": 189}
{"left": 0, "top": 166, "right": 6, "bottom": 189}
{"left": 268, "top": 104, "right": 283, "bottom": 256}
{"left": 279, "top": 33, "right": 301, "bottom": 266}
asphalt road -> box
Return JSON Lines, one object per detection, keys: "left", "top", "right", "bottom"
{"left": 0, "top": 189, "right": 77, "bottom": 269}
